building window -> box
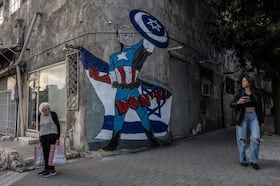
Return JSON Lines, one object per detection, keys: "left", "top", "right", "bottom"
{"left": 0, "top": 3, "right": 4, "bottom": 24}
{"left": 200, "top": 67, "right": 213, "bottom": 97}
{"left": 201, "top": 83, "right": 211, "bottom": 96}
{"left": 28, "top": 63, "right": 66, "bottom": 131}
{"left": 9, "top": 0, "right": 20, "bottom": 15}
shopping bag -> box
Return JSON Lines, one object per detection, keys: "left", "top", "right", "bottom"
{"left": 34, "top": 145, "right": 44, "bottom": 167}
{"left": 48, "top": 144, "right": 67, "bottom": 166}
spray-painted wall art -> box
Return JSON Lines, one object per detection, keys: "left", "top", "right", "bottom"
{"left": 79, "top": 9, "right": 172, "bottom": 151}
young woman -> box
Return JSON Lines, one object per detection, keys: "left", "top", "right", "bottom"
{"left": 37, "top": 102, "right": 61, "bottom": 177}
{"left": 230, "top": 74, "right": 265, "bottom": 170}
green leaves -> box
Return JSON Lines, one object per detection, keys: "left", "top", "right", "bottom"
{"left": 207, "top": 0, "right": 280, "bottom": 74}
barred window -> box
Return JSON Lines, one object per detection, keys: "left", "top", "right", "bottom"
{"left": 66, "top": 52, "right": 79, "bottom": 110}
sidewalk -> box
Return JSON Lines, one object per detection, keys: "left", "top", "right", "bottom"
{"left": 0, "top": 116, "right": 279, "bottom": 172}
{"left": 0, "top": 116, "right": 279, "bottom": 185}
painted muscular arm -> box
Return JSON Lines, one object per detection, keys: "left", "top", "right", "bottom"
{"left": 89, "top": 67, "right": 111, "bottom": 84}
{"left": 132, "top": 40, "right": 156, "bottom": 71}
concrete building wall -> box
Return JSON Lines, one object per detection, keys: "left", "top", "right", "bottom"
{"left": 0, "top": 0, "right": 226, "bottom": 151}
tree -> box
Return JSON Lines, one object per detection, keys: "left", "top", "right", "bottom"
{"left": 206, "top": 0, "right": 280, "bottom": 133}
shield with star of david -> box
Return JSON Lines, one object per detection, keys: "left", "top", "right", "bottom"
{"left": 130, "top": 9, "right": 169, "bottom": 48}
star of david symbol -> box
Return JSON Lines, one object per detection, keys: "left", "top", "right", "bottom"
{"left": 141, "top": 85, "right": 166, "bottom": 118}
{"left": 117, "top": 52, "right": 128, "bottom": 61}
{"left": 147, "top": 18, "right": 162, "bottom": 32}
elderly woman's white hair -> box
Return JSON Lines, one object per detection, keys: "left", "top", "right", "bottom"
{"left": 39, "top": 102, "right": 51, "bottom": 113}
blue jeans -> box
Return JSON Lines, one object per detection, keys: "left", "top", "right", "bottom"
{"left": 236, "top": 111, "right": 260, "bottom": 164}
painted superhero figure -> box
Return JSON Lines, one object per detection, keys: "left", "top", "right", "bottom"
{"left": 89, "top": 25, "right": 160, "bottom": 151}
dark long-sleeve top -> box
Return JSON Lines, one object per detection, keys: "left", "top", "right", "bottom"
{"left": 230, "top": 89, "right": 265, "bottom": 126}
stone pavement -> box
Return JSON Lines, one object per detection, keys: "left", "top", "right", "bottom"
{"left": 0, "top": 117, "right": 278, "bottom": 186}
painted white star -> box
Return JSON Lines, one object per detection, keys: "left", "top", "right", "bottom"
{"left": 147, "top": 18, "right": 162, "bottom": 32}
{"left": 117, "top": 52, "right": 128, "bottom": 61}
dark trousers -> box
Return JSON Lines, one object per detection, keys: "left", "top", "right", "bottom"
{"left": 40, "top": 134, "right": 58, "bottom": 170}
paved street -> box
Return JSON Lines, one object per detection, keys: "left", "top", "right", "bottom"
{"left": 0, "top": 171, "right": 28, "bottom": 186}
{"left": 3, "top": 125, "right": 280, "bottom": 186}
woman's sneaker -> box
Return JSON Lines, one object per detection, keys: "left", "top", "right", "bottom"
{"left": 38, "top": 169, "right": 48, "bottom": 175}
{"left": 240, "top": 162, "right": 249, "bottom": 167}
{"left": 42, "top": 170, "right": 57, "bottom": 177}
{"left": 250, "top": 163, "right": 260, "bottom": 170}
{"left": 49, "top": 170, "right": 57, "bottom": 176}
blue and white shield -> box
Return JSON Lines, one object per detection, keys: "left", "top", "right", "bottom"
{"left": 130, "top": 9, "right": 169, "bottom": 48}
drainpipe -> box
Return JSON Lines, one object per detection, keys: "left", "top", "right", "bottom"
{"left": 15, "top": 12, "right": 42, "bottom": 137}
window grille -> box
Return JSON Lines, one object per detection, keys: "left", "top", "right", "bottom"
{"left": 66, "top": 52, "right": 79, "bottom": 110}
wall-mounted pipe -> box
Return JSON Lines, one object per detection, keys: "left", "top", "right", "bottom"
{"left": 16, "top": 12, "right": 42, "bottom": 137}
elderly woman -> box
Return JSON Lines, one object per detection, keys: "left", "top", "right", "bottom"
{"left": 37, "top": 102, "right": 60, "bottom": 177}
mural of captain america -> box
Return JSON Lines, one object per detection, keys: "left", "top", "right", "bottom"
{"left": 86, "top": 10, "right": 169, "bottom": 151}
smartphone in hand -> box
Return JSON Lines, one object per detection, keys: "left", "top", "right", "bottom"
{"left": 241, "top": 96, "right": 250, "bottom": 102}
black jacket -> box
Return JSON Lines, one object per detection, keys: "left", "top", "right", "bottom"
{"left": 38, "top": 111, "right": 61, "bottom": 139}
{"left": 230, "top": 89, "right": 265, "bottom": 126}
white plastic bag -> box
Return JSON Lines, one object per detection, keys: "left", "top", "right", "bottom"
{"left": 34, "top": 145, "right": 44, "bottom": 167}
{"left": 48, "top": 145, "right": 67, "bottom": 166}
